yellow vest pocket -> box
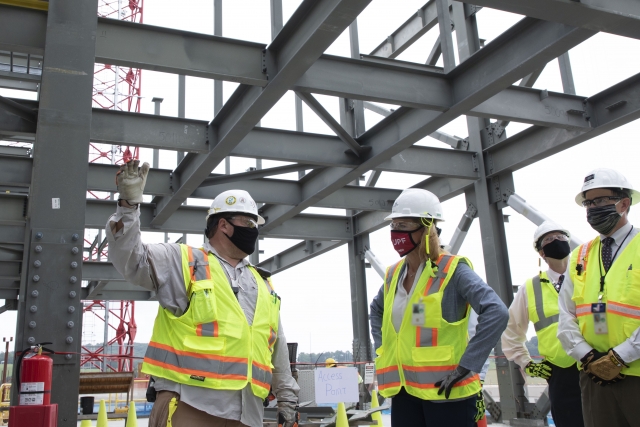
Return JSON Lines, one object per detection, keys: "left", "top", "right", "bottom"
{"left": 412, "top": 345, "right": 453, "bottom": 364}
{"left": 183, "top": 336, "right": 226, "bottom": 354}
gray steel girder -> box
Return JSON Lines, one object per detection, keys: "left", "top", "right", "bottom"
{"left": 150, "top": 0, "right": 373, "bottom": 227}
{"left": 455, "top": 0, "right": 640, "bottom": 40}
{"left": 259, "top": 18, "right": 596, "bottom": 233}
{"left": 257, "top": 239, "right": 347, "bottom": 274}
{"left": 486, "top": 72, "right": 640, "bottom": 177}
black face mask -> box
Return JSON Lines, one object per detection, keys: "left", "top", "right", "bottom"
{"left": 542, "top": 239, "right": 571, "bottom": 260}
{"left": 587, "top": 204, "right": 622, "bottom": 235}
{"left": 223, "top": 224, "right": 260, "bottom": 255}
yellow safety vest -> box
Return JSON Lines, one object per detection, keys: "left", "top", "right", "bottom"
{"left": 142, "top": 245, "right": 280, "bottom": 398}
{"left": 376, "top": 254, "right": 481, "bottom": 400}
{"left": 524, "top": 272, "right": 575, "bottom": 368}
{"left": 570, "top": 233, "right": 640, "bottom": 376}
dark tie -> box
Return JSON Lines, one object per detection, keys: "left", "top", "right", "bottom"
{"left": 555, "top": 275, "right": 564, "bottom": 292}
{"left": 602, "top": 237, "right": 615, "bottom": 272}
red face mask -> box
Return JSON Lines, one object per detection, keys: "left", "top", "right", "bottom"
{"left": 391, "top": 228, "right": 422, "bottom": 256}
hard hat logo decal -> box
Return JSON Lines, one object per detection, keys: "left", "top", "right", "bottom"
{"left": 239, "top": 197, "right": 246, "bottom": 204}
{"left": 584, "top": 174, "right": 595, "bottom": 185}
{"left": 225, "top": 196, "right": 237, "bottom": 205}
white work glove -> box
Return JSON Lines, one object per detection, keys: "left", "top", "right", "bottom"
{"left": 277, "top": 401, "right": 299, "bottom": 427}
{"left": 116, "top": 160, "right": 149, "bottom": 205}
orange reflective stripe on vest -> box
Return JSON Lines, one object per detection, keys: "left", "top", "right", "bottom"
{"left": 251, "top": 360, "right": 273, "bottom": 390}
{"left": 576, "top": 304, "right": 591, "bottom": 317}
{"left": 415, "top": 255, "right": 454, "bottom": 348}
{"left": 196, "top": 321, "right": 218, "bottom": 337}
{"left": 144, "top": 341, "right": 248, "bottom": 381}
{"left": 608, "top": 301, "right": 640, "bottom": 320}
{"left": 403, "top": 364, "right": 479, "bottom": 389}
{"left": 377, "top": 366, "right": 401, "bottom": 390}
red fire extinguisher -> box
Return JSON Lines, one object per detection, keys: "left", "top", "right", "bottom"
{"left": 16, "top": 343, "right": 53, "bottom": 406}
{"left": 8, "top": 343, "right": 57, "bottom": 427}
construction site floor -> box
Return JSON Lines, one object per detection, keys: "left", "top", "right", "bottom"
{"left": 75, "top": 415, "right": 511, "bottom": 426}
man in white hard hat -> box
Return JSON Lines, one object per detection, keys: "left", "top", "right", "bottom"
{"left": 106, "top": 160, "right": 300, "bottom": 427}
{"left": 502, "top": 221, "right": 584, "bottom": 427}
{"left": 559, "top": 168, "right": 640, "bottom": 427}
{"left": 370, "top": 188, "right": 508, "bottom": 426}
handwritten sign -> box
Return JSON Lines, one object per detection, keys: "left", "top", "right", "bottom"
{"left": 314, "top": 367, "right": 359, "bottom": 404}
{"left": 364, "top": 363, "right": 375, "bottom": 385}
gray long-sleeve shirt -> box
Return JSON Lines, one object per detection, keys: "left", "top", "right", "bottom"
{"left": 106, "top": 205, "right": 298, "bottom": 427}
{"left": 369, "top": 260, "right": 508, "bottom": 374}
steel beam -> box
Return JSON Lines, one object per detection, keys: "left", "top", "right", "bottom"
{"left": 369, "top": 0, "right": 448, "bottom": 58}
{"left": 95, "top": 18, "right": 267, "bottom": 85}
{"left": 0, "top": 4, "right": 47, "bottom": 55}
{"left": 257, "top": 239, "right": 346, "bottom": 274}
{"left": 452, "top": 8, "right": 524, "bottom": 420}
{"left": 455, "top": 0, "right": 640, "bottom": 40}
{"left": 151, "top": 0, "right": 373, "bottom": 226}
{"left": 296, "top": 91, "right": 369, "bottom": 156}
{"left": 486, "top": 72, "right": 640, "bottom": 177}
{"left": 11, "top": 1, "right": 100, "bottom": 425}
{"left": 91, "top": 109, "right": 210, "bottom": 153}
{"left": 200, "top": 163, "right": 313, "bottom": 187}
{"left": 79, "top": 198, "right": 354, "bottom": 241}
{"left": 0, "top": 94, "right": 37, "bottom": 122}
{"left": 260, "top": 18, "right": 594, "bottom": 233}
{"left": 295, "top": 55, "right": 451, "bottom": 111}
{"left": 0, "top": 70, "right": 41, "bottom": 92}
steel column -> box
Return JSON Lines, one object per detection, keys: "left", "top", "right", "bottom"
{"left": 11, "top": 2, "right": 100, "bottom": 426}
{"left": 558, "top": 52, "right": 576, "bottom": 95}
{"left": 452, "top": 6, "right": 525, "bottom": 421}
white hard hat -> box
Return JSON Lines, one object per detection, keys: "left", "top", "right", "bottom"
{"left": 206, "top": 189, "right": 265, "bottom": 225}
{"left": 384, "top": 188, "right": 444, "bottom": 221}
{"left": 533, "top": 220, "right": 570, "bottom": 251}
{"left": 575, "top": 168, "right": 640, "bottom": 206}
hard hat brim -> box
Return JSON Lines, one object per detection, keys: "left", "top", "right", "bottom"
{"left": 206, "top": 211, "right": 266, "bottom": 225}
{"left": 383, "top": 212, "right": 444, "bottom": 221}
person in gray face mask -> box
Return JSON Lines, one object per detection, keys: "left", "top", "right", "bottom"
{"left": 558, "top": 168, "right": 640, "bottom": 427}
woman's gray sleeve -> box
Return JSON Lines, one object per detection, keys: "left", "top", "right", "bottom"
{"left": 453, "top": 263, "right": 509, "bottom": 373}
{"left": 370, "top": 285, "right": 385, "bottom": 352}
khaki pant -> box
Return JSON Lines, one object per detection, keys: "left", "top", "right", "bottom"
{"left": 148, "top": 391, "right": 248, "bottom": 427}
{"left": 580, "top": 371, "right": 640, "bottom": 427}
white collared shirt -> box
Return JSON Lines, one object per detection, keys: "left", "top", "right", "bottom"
{"left": 501, "top": 268, "right": 564, "bottom": 369}
{"left": 558, "top": 222, "right": 640, "bottom": 364}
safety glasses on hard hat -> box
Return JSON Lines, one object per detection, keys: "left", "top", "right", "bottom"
{"left": 540, "top": 233, "right": 569, "bottom": 247}
{"left": 228, "top": 216, "right": 259, "bottom": 229}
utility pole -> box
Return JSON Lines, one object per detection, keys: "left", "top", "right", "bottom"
{"left": 2, "top": 337, "right": 13, "bottom": 384}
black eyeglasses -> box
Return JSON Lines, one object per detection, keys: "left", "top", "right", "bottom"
{"left": 581, "top": 196, "right": 623, "bottom": 208}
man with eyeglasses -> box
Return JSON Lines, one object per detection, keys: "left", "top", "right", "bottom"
{"left": 502, "top": 221, "right": 584, "bottom": 427}
{"left": 106, "top": 161, "right": 300, "bottom": 427}
{"left": 559, "top": 168, "right": 640, "bottom": 427}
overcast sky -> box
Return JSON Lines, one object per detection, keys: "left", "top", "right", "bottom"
{"left": 2, "top": 1, "right": 640, "bottom": 358}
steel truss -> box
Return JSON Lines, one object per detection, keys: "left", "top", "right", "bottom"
{"left": 1, "top": 0, "right": 640, "bottom": 424}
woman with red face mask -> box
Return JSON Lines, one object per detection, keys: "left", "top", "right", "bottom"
{"left": 369, "top": 189, "right": 508, "bottom": 427}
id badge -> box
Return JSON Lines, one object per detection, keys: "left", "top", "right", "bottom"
{"left": 411, "top": 303, "right": 425, "bottom": 326}
{"left": 591, "top": 303, "right": 608, "bottom": 335}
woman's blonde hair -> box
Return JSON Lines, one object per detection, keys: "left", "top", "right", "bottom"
{"left": 417, "top": 220, "right": 445, "bottom": 264}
